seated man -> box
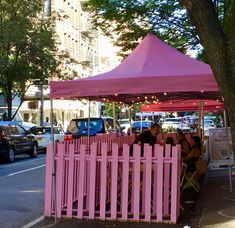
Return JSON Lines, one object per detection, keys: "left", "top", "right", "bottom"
{"left": 131, "top": 123, "right": 160, "bottom": 156}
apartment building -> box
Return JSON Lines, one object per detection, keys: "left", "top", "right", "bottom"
{"left": 19, "top": 0, "right": 120, "bottom": 130}
{"left": 50, "top": 0, "right": 98, "bottom": 77}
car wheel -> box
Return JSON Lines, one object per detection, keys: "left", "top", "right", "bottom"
{"left": 30, "top": 143, "right": 38, "bottom": 158}
{"left": 6, "top": 146, "right": 15, "bottom": 163}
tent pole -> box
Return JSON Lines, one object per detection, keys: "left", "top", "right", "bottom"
{"left": 112, "top": 103, "right": 117, "bottom": 131}
{"left": 140, "top": 112, "right": 143, "bottom": 132}
{"left": 198, "top": 101, "right": 202, "bottom": 138}
{"left": 50, "top": 98, "right": 57, "bottom": 223}
{"left": 88, "top": 100, "right": 90, "bottom": 147}
{"left": 201, "top": 100, "right": 205, "bottom": 142}
{"left": 129, "top": 107, "right": 132, "bottom": 134}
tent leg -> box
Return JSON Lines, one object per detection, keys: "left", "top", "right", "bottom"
{"left": 201, "top": 100, "right": 204, "bottom": 142}
{"left": 198, "top": 101, "right": 202, "bottom": 138}
{"left": 88, "top": 100, "right": 90, "bottom": 147}
{"left": 129, "top": 107, "right": 132, "bottom": 134}
{"left": 50, "top": 98, "right": 57, "bottom": 223}
{"left": 112, "top": 103, "right": 117, "bottom": 131}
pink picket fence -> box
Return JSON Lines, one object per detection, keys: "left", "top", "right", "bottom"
{"left": 44, "top": 136, "right": 181, "bottom": 223}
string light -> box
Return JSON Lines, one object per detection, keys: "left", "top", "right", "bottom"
{"left": 164, "top": 92, "right": 167, "bottom": 95}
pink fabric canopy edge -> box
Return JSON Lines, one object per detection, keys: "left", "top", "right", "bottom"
{"left": 141, "top": 99, "right": 224, "bottom": 112}
{"left": 50, "top": 33, "right": 220, "bottom": 103}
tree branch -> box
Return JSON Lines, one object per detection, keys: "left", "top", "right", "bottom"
{"left": 181, "top": 0, "right": 227, "bottom": 86}
{"left": 181, "top": 0, "right": 226, "bottom": 46}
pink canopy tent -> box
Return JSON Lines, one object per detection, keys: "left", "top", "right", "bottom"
{"left": 141, "top": 99, "right": 224, "bottom": 112}
{"left": 50, "top": 33, "right": 220, "bottom": 103}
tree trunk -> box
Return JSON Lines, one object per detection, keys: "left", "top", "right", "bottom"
{"left": 181, "top": 0, "right": 235, "bottom": 153}
{"left": 6, "top": 81, "right": 13, "bottom": 121}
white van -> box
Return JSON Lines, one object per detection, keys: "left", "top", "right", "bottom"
{"left": 0, "top": 108, "right": 36, "bottom": 130}
{"left": 135, "top": 112, "right": 163, "bottom": 123}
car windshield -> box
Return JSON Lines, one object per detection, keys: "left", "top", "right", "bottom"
{"left": 204, "top": 120, "right": 213, "bottom": 125}
{"left": 76, "top": 119, "right": 103, "bottom": 132}
{"left": 31, "top": 127, "right": 63, "bottom": 135}
{"left": 133, "top": 121, "right": 152, "bottom": 128}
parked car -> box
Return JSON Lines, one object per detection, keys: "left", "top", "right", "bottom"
{"left": 118, "top": 118, "right": 130, "bottom": 133}
{"left": 162, "top": 118, "right": 182, "bottom": 130}
{"left": 127, "top": 120, "right": 153, "bottom": 134}
{"left": 66, "top": 117, "right": 122, "bottom": 138}
{"left": 0, "top": 121, "right": 38, "bottom": 163}
{"left": 30, "top": 126, "right": 65, "bottom": 151}
{"left": 202, "top": 119, "right": 216, "bottom": 136}
{"left": 177, "top": 117, "right": 191, "bottom": 131}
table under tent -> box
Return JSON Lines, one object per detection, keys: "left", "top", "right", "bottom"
{"left": 45, "top": 33, "right": 221, "bottom": 223}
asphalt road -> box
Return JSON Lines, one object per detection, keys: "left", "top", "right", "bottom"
{"left": 0, "top": 154, "right": 46, "bottom": 228}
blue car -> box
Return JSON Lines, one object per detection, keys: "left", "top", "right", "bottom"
{"left": 128, "top": 121, "right": 153, "bottom": 134}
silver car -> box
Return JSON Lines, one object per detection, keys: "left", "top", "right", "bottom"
{"left": 30, "top": 126, "right": 65, "bottom": 151}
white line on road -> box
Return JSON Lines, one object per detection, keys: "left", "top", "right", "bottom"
{"left": 7, "top": 164, "right": 46, "bottom": 176}
{"left": 2, "top": 157, "right": 46, "bottom": 168}
{"left": 21, "top": 216, "right": 45, "bottom": 228}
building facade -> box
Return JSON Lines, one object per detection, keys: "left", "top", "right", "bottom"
{"left": 19, "top": 0, "right": 120, "bottom": 130}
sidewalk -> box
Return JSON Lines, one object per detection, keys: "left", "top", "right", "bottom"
{"left": 33, "top": 168, "right": 235, "bottom": 228}
{"left": 199, "top": 168, "right": 235, "bottom": 228}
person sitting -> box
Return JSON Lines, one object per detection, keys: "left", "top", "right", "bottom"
{"left": 177, "top": 131, "right": 191, "bottom": 158}
{"left": 182, "top": 136, "right": 202, "bottom": 172}
{"left": 133, "top": 123, "right": 160, "bottom": 146}
{"left": 165, "top": 136, "right": 175, "bottom": 146}
{"left": 131, "top": 123, "right": 160, "bottom": 156}
{"left": 66, "top": 120, "right": 79, "bottom": 139}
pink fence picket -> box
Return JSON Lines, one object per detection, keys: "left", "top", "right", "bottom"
{"left": 44, "top": 136, "right": 181, "bottom": 223}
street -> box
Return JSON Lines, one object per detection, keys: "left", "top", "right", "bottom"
{"left": 0, "top": 154, "right": 46, "bottom": 228}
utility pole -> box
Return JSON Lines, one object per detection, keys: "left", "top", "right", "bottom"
{"left": 40, "top": 82, "right": 44, "bottom": 126}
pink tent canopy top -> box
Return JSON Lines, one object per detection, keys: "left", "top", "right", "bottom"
{"left": 50, "top": 33, "right": 220, "bottom": 104}
{"left": 141, "top": 99, "right": 224, "bottom": 112}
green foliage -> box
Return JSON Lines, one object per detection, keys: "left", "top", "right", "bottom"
{"left": 85, "top": 0, "right": 199, "bottom": 58}
{"left": 102, "top": 102, "right": 140, "bottom": 119}
{"left": 0, "top": 0, "right": 73, "bottom": 119}
{"left": 86, "top": 0, "right": 232, "bottom": 58}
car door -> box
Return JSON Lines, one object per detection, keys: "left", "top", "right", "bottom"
{"left": 15, "top": 125, "right": 32, "bottom": 151}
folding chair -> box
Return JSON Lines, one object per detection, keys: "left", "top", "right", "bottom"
{"left": 180, "top": 163, "right": 200, "bottom": 192}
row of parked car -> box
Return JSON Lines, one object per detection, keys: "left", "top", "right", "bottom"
{"left": 0, "top": 116, "right": 122, "bottom": 163}
{"left": 0, "top": 114, "right": 220, "bottom": 163}
{"left": 118, "top": 115, "right": 219, "bottom": 134}
{"left": 0, "top": 121, "right": 65, "bottom": 163}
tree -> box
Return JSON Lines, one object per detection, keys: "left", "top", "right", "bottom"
{"left": 86, "top": 0, "right": 235, "bottom": 150}
{"left": 85, "top": 0, "right": 199, "bottom": 58}
{"left": 0, "top": 0, "right": 74, "bottom": 120}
